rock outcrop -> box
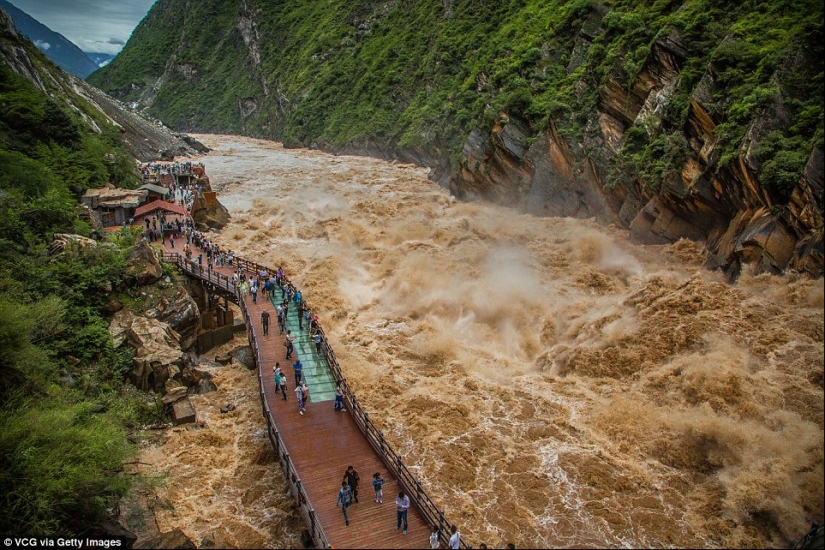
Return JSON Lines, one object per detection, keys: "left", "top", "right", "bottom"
{"left": 110, "top": 310, "right": 185, "bottom": 393}
{"left": 144, "top": 288, "right": 200, "bottom": 350}
{"left": 451, "top": 28, "right": 823, "bottom": 280}
{"left": 190, "top": 176, "right": 231, "bottom": 231}
{"left": 124, "top": 240, "right": 163, "bottom": 286}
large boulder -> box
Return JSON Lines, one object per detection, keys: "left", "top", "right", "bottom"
{"left": 125, "top": 240, "right": 162, "bottom": 286}
{"left": 190, "top": 176, "right": 231, "bottom": 231}
{"left": 109, "top": 312, "right": 184, "bottom": 393}
{"left": 144, "top": 289, "right": 200, "bottom": 350}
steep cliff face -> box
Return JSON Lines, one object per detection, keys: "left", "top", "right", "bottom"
{"left": 0, "top": 8, "right": 205, "bottom": 161}
{"left": 88, "top": 0, "right": 823, "bottom": 277}
{"left": 454, "top": 25, "right": 823, "bottom": 278}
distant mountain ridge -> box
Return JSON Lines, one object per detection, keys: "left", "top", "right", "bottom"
{"left": 0, "top": 0, "right": 98, "bottom": 78}
{"left": 88, "top": 0, "right": 823, "bottom": 279}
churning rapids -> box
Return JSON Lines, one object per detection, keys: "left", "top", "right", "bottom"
{"left": 140, "top": 134, "right": 822, "bottom": 548}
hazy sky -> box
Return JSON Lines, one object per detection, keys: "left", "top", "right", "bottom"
{"left": 7, "top": 0, "right": 157, "bottom": 54}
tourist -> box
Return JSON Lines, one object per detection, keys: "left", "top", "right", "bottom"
{"left": 301, "top": 382, "right": 309, "bottom": 406}
{"left": 334, "top": 384, "right": 345, "bottom": 412}
{"left": 372, "top": 472, "right": 385, "bottom": 504}
{"left": 294, "top": 384, "right": 305, "bottom": 415}
{"left": 277, "top": 306, "right": 286, "bottom": 336}
{"left": 448, "top": 525, "right": 461, "bottom": 549}
{"left": 304, "top": 308, "right": 313, "bottom": 332}
{"left": 343, "top": 466, "right": 360, "bottom": 504}
{"left": 395, "top": 491, "right": 410, "bottom": 534}
{"left": 284, "top": 330, "right": 295, "bottom": 359}
{"left": 250, "top": 280, "right": 258, "bottom": 304}
{"left": 335, "top": 481, "right": 352, "bottom": 526}
{"left": 312, "top": 330, "right": 322, "bottom": 354}
{"left": 261, "top": 309, "right": 270, "bottom": 335}
{"left": 430, "top": 528, "right": 441, "bottom": 549}
{"left": 297, "top": 302, "right": 305, "bottom": 329}
{"left": 273, "top": 364, "right": 282, "bottom": 395}
{"left": 279, "top": 372, "right": 288, "bottom": 401}
{"left": 292, "top": 359, "right": 303, "bottom": 386}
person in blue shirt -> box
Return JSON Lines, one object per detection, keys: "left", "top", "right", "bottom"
{"left": 372, "top": 472, "right": 385, "bottom": 504}
{"left": 335, "top": 481, "right": 352, "bottom": 526}
{"left": 293, "top": 359, "right": 303, "bottom": 386}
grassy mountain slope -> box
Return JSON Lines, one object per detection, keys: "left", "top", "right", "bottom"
{"left": 91, "top": 0, "right": 822, "bottom": 164}
{"left": 1, "top": 10, "right": 165, "bottom": 536}
{"left": 89, "top": 0, "right": 823, "bottom": 277}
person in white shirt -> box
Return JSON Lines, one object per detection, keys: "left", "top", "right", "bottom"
{"left": 395, "top": 492, "right": 410, "bottom": 535}
{"left": 429, "top": 527, "right": 440, "bottom": 549}
{"left": 448, "top": 524, "right": 461, "bottom": 549}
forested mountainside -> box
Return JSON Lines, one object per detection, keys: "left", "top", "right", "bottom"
{"left": 89, "top": 0, "right": 823, "bottom": 279}
{"left": 0, "top": 9, "right": 187, "bottom": 535}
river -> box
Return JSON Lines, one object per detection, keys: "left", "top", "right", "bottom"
{"left": 146, "top": 134, "right": 822, "bottom": 548}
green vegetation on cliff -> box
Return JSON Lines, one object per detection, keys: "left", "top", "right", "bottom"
{"left": 0, "top": 58, "right": 158, "bottom": 535}
{"left": 90, "top": 0, "right": 822, "bottom": 198}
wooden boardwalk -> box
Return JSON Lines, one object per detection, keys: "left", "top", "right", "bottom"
{"left": 161, "top": 245, "right": 458, "bottom": 549}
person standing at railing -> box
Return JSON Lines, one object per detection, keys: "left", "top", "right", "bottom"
{"left": 335, "top": 481, "right": 353, "bottom": 526}
{"left": 395, "top": 491, "right": 410, "bottom": 535}
{"left": 334, "top": 383, "right": 345, "bottom": 412}
{"left": 430, "top": 527, "right": 441, "bottom": 549}
{"left": 448, "top": 525, "right": 461, "bottom": 549}
{"left": 313, "top": 330, "right": 323, "bottom": 355}
{"left": 297, "top": 302, "right": 305, "bottom": 329}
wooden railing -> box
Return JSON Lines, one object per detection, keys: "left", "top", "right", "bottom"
{"left": 162, "top": 250, "right": 467, "bottom": 548}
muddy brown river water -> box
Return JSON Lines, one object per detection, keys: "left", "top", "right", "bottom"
{"left": 137, "top": 134, "right": 823, "bottom": 548}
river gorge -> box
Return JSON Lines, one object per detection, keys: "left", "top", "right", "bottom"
{"left": 134, "top": 134, "right": 823, "bottom": 549}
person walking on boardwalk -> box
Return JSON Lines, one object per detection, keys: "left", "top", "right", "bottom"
{"left": 276, "top": 303, "right": 286, "bottom": 335}
{"left": 279, "top": 370, "right": 288, "bottom": 400}
{"left": 343, "top": 465, "right": 360, "bottom": 504}
{"left": 292, "top": 359, "right": 303, "bottom": 386}
{"left": 261, "top": 310, "right": 270, "bottom": 336}
{"left": 395, "top": 491, "right": 410, "bottom": 534}
{"left": 448, "top": 525, "right": 461, "bottom": 549}
{"left": 334, "top": 384, "right": 345, "bottom": 412}
{"left": 335, "top": 481, "right": 352, "bottom": 526}
{"left": 294, "top": 384, "right": 306, "bottom": 415}
{"left": 250, "top": 280, "right": 258, "bottom": 304}
{"left": 372, "top": 472, "right": 385, "bottom": 503}
{"left": 284, "top": 330, "right": 295, "bottom": 359}
{"left": 273, "top": 363, "right": 282, "bottom": 395}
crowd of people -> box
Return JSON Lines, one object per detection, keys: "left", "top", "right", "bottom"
{"left": 140, "top": 160, "right": 203, "bottom": 180}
